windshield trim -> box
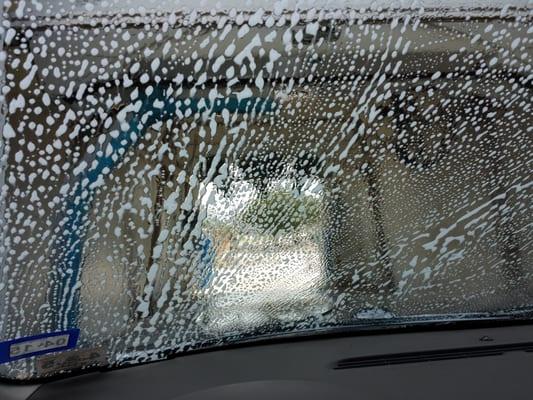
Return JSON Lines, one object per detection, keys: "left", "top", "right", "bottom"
{"left": 7, "top": 6, "right": 532, "bottom": 29}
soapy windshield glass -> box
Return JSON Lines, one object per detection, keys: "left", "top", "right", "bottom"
{"left": 0, "top": 0, "right": 532, "bottom": 380}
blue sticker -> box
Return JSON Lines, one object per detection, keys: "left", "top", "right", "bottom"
{"left": 0, "top": 329, "right": 79, "bottom": 364}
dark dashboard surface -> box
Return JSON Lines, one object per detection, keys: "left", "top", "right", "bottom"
{"left": 2, "top": 324, "right": 532, "bottom": 400}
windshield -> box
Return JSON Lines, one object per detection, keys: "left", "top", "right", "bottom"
{"left": 0, "top": 0, "right": 531, "bottom": 380}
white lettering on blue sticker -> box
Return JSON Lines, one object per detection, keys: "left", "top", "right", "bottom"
{"left": 0, "top": 329, "right": 79, "bottom": 364}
